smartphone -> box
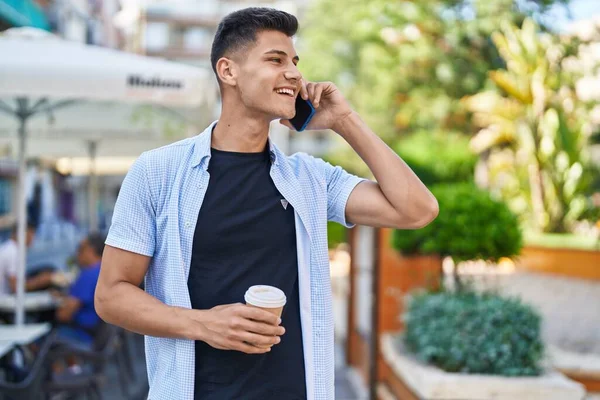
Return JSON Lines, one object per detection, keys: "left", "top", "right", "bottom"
{"left": 289, "top": 96, "right": 316, "bottom": 132}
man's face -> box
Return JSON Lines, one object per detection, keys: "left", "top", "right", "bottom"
{"left": 231, "top": 30, "right": 302, "bottom": 120}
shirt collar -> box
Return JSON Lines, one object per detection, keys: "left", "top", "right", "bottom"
{"left": 191, "top": 120, "right": 280, "bottom": 170}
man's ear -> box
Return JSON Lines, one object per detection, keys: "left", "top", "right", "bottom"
{"left": 216, "top": 57, "right": 238, "bottom": 87}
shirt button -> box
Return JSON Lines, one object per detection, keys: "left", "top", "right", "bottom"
{"left": 185, "top": 221, "right": 192, "bottom": 228}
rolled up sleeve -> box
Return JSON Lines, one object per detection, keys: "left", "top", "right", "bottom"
{"left": 315, "top": 158, "right": 366, "bottom": 228}
{"left": 105, "top": 153, "right": 156, "bottom": 257}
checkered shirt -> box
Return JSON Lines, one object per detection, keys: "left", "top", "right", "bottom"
{"left": 106, "top": 121, "right": 365, "bottom": 400}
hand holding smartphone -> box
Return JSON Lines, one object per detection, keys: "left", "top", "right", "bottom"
{"left": 288, "top": 95, "right": 315, "bottom": 132}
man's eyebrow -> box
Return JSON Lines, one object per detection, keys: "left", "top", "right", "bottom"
{"left": 264, "top": 49, "right": 300, "bottom": 62}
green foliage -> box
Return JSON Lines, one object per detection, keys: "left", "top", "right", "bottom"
{"left": 301, "top": 0, "right": 571, "bottom": 181}
{"left": 327, "top": 220, "right": 347, "bottom": 248}
{"left": 463, "top": 19, "right": 598, "bottom": 232}
{"left": 404, "top": 290, "right": 544, "bottom": 376}
{"left": 391, "top": 183, "right": 522, "bottom": 262}
{"left": 394, "top": 131, "right": 477, "bottom": 186}
{"left": 300, "top": 0, "right": 568, "bottom": 142}
{"left": 524, "top": 231, "right": 600, "bottom": 251}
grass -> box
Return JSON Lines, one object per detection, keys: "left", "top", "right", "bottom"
{"left": 524, "top": 231, "right": 600, "bottom": 251}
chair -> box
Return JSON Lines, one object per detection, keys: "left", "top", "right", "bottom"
{"left": 0, "top": 331, "right": 55, "bottom": 400}
{"left": 116, "top": 327, "right": 137, "bottom": 383}
{"left": 43, "top": 322, "right": 122, "bottom": 399}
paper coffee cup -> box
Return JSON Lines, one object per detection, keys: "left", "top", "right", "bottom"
{"left": 244, "top": 285, "right": 287, "bottom": 319}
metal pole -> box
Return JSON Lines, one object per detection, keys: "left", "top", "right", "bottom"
{"left": 369, "top": 228, "right": 381, "bottom": 400}
{"left": 15, "top": 110, "right": 28, "bottom": 326}
{"left": 88, "top": 141, "right": 98, "bottom": 232}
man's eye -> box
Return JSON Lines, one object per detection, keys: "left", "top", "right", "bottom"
{"left": 270, "top": 58, "right": 282, "bottom": 63}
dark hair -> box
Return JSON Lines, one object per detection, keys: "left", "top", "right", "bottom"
{"left": 210, "top": 7, "right": 298, "bottom": 78}
{"left": 86, "top": 232, "right": 106, "bottom": 258}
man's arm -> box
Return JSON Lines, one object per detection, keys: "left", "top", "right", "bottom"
{"left": 283, "top": 80, "right": 438, "bottom": 229}
{"left": 95, "top": 245, "right": 285, "bottom": 354}
{"left": 95, "top": 246, "right": 196, "bottom": 338}
{"left": 334, "top": 112, "right": 439, "bottom": 229}
{"left": 8, "top": 271, "right": 54, "bottom": 293}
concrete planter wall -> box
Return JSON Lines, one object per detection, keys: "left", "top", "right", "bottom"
{"left": 380, "top": 334, "right": 587, "bottom": 400}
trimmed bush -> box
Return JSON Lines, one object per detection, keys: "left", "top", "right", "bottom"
{"left": 394, "top": 131, "right": 477, "bottom": 186}
{"left": 327, "top": 220, "right": 347, "bottom": 248}
{"left": 392, "top": 183, "right": 522, "bottom": 263}
{"left": 403, "top": 290, "right": 544, "bottom": 376}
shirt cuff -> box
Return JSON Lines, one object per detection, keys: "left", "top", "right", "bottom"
{"left": 105, "top": 234, "right": 154, "bottom": 257}
{"left": 335, "top": 176, "right": 367, "bottom": 228}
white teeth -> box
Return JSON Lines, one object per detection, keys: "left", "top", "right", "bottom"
{"left": 275, "top": 88, "right": 294, "bottom": 96}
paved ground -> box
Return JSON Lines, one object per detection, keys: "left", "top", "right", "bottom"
{"left": 335, "top": 341, "right": 365, "bottom": 399}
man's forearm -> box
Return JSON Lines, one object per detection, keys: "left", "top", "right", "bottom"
{"left": 25, "top": 272, "right": 53, "bottom": 291}
{"left": 333, "top": 112, "right": 438, "bottom": 224}
{"left": 95, "top": 282, "right": 206, "bottom": 340}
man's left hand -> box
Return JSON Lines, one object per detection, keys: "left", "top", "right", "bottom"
{"left": 280, "top": 80, "right": 353, "bottom": 132}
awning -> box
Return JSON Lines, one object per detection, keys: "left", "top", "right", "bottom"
{"left": 0, "top": 0, "right": 50, "bottom": 30}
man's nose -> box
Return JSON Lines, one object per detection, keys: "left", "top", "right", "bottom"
{"left": 284, "top": 66, "right": 302, "bottom": 83}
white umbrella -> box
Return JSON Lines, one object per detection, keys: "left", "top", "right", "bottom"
{"left": 0, "top": 27, "right": 215, "bottom": 325}
{"left": 0, "top": 28, "right": 211, "bottom": 105}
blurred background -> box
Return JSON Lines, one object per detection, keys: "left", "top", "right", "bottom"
{"left": 0, "top": 0, "right": 599, "bottom": 399}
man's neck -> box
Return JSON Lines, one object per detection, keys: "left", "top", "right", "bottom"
{"left": 212, "top": 105, "right": 271, "bottom": 153}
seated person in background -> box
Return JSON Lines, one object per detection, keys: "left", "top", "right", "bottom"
{"left": 54, "top": 233, "right": 106, "bottom": 347}
{"left": 0, "top": 222, "right": 54, "bottom": 296}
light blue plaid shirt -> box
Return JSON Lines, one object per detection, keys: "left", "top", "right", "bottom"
{"left": 106, "top": 121, "right": 365, "bottom": 400}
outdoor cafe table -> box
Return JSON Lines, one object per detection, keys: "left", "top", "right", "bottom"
{"left": 0, "top": 323, "right": 51, "bottom": 343}
{"left": 0, "top": 322, "right": 52, "bottom": 360}
{"left": 0, "top": 291, "right": 60, "bottom": 314}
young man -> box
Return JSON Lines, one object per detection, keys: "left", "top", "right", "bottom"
{"left": 0, "top": 223, "right": 53, "bottom": 296}
{"left": 95, "top": 7, "right": 438, "bottom": 400}
{"left": 54, "top": 233, "right": 105, "bottom": 346}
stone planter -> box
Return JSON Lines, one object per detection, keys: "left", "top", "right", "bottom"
{"left": 549, "top": 345, "right": 600, "bottom": 393}
{"left": 380, "top": 333, "right": 587, "bottom": 400}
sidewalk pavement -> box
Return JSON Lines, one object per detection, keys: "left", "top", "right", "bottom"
{"left": 336, "top": 341, "right": 365, "bottom": 400}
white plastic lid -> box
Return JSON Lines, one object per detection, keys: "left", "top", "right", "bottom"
{"left": 244, "top": 285, "right": 287, "bottom": 308}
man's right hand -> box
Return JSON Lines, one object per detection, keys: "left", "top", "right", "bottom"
{"left": 191, "top": 303, "right": 285, "bottom": 354}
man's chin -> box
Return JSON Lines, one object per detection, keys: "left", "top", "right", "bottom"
{"left": 280, "top": 109, "right": 297, "bottom": 120}
{"left": 258, "top": 106, "right": 295, "bottom": 122}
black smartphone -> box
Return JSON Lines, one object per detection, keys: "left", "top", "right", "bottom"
{"left": 288, "top": 96, "right": 316, "bottom": 131}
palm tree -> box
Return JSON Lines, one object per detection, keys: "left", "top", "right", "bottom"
{"left": 463, "top": 19, "right": 596, "bottom": 233}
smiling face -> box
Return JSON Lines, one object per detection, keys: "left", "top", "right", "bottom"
{"left": 218, "top": 30, "right": 302, "bottom": 121}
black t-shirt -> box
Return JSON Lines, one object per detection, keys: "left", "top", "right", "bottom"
{"left": 188, "top": 146, "right": 307, "bottom": 400}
